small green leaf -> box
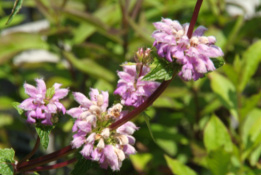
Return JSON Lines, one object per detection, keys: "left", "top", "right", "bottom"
{"left": 164, "top": 155, "right": 197, "bottom": 175}
{"left": 240, "top": 91, "right": 261, "bottom": 119}
{"left": 141, "top": 112, "right": 156, "bottom": 142}
{"left": 12, "top": 102, "right": 23, "bottom": 115}
{"left": 45, "top": 87, "right": 55, "bottom": 100}
{"left": 209, "top": 72, "right": 238, "bottom": 119}
{"left": 35, "top": 125, "right": 53, "bottom": 149}
{"left": 0, "top": 148, "right": 15, "bottom": 175}
{"left": 71, "top": 156, "right": 93, "bottom": 175}
{"left": 143, "top": 57, "right": 174, "bottom": 81}
{"left": 203, "top": 115, "right": 233, "bottom": 152}
{"left": 207, "top": 148, "right": 231, "bottom": 175}
{"left": 239, "top": 40, "right": 261, "bottom": 92}
{"left": 211, "top": 57, "right": 225, "bottom": 69}
{"left": 6, "top": 0, "right": 24, "bottom": 25}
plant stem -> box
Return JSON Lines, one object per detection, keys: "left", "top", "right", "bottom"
{"left": 18, "top": 137, "right": 40, "bottom": 166}
{"left": 187, "top": 0, "right": 203, "bottom": 39}
{"left": 17, "top": 145, "right": 75, "bottom": 173}
{"left": 25, "top": 158, "right": 77, "bottom": 172}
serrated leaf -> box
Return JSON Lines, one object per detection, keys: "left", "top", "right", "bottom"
{"left": 12, "top": 102, "right": 23, "bottom": 115}
{"left": 211, "top": 57, "right": 225, "bottom": 69}
{"left": 207, "top": 148, "right": 231, "bottom": 175}
{"left": 35, "top": 126, "right": 53, "bottom": 149}
{"left": 164, "top": 155, "right": 197, "bottom": 175}
{"left": 203, "top": 115, "right": 233, "bottom": 152}
{"left": 141, "top": 112, "right": 156, "bottom": 142}
{"left": 143, "top": 57, "right": 174, "bottom": 81}
{"left": 45, "top": 87, "right": 55, "bottom": 100}
{"left": 239, "top": 40, "right": 261, "bottom": 92}
{"left": 0, "top": 148, "right": 15, "bottom": 175}
{"left": 209, "top": 72, "right": 238, "bottom": 120}
{"left": 6, "top": 0, "right": 24, "bottom": 25}
{"left": 71, "top": 156, "right": 92, "bottom": 175}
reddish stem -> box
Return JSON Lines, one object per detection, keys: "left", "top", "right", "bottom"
{"left": 18, "top": 137, "right": 40, "bottom": 166}
{"left": 17, "top": 145, "right": 75, "bottom": 172}
{"left": 25, "top": 158, "right": 77, "bottom": 172}
{"left": 187, "top": 0, "right": 203, "bottom": 38}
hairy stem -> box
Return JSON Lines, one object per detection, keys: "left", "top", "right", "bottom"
{"left": 25, "top": 158, "right": 77, "bottom": 172}
{"left": 17, "top": 145, "right": 75, "bottom": 173}
{"left": 187, "top": 0, "right": 203, "bottom": 38}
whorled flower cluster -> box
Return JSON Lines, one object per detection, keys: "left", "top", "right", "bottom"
{"left": 67, "top": 89, "right": 138, "bottom": 171}
{"left": 19, "top": 79, "right": 69, "bottom": 125}
{"left": 152, "top": 18, "right": 224, "bottom": 81}
{"left": 114, "top": 64, "right": 160, "bottom": 107}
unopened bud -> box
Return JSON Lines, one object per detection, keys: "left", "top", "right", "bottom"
{"left": 135, "top": 48, "right": 144, "bottom": 62}
{"left": 51, "top": 114, "right": 59, "bottom": 124}
{"left": 97, "top": 138, "right": 105, "bottom": 149}
{"left": 97, "top": 94, "right": 104, "bottom": 106}
{"left": 101, "top": 128, "right": 110, "bottom": 139}
{"left": 89, "top": 105, "right": 101, "bottom": 115}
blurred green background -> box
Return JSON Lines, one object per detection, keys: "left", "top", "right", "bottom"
{"left": 0, "top": 0, "right": 261, "bottom": 174}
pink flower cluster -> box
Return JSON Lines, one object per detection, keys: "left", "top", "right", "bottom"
{"left": 152, "top": 18, "right": 223, "bottom": 81}
{"left": 67, "top": 89, "right": 138, "bottom": 171}
{"left": 19, "top": 79, "right": 69, "bottom": 125}
{"left": 114, "top": 64, "right": 160, "bottom": 107}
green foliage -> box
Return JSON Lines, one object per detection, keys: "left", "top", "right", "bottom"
{"left": 1, "top": 0, "right": 261, "bottom": 174}
{"left": 35, "top": 125, "right": 54, "bottom": 149}
{"left": 45, "top": 87, "right": 55, "bottom": 100}
{"left": 204, "top": 115, "right": 233, "bottom": 152}
{"left": 143, "top": 57, "right": 175, "bottom": 81}
{"left": 164, "top": 155, "right": 197, "bottom": 175}
{"left": 0, "top": 148, "right": 15, "bottom": 175}
{"left": 71, "top": 156, "right": 91, "bottom": 175}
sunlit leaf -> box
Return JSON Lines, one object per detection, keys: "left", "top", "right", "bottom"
{"left": 0, "top": 148, "right": 15, "bottom": 175}
{"left": 164, "top": 155, "right": 197, "bottom": 175}
{"left": 35, "top": 125, "right": 53, "bottom": 149}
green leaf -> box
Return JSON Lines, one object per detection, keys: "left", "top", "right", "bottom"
{"left": 0, "top": 33, "right": 48, "bottom": 65}
{"left": 6, "top": 0, "right": 24, "bottom": 25}
{"left": 35, "top": 125, "right": 53, "bottom": 149}
{"left": 209, "top": 72, "right": 238, "bottom": 120}
{"left": 12, "top": 102, "right": 23, "bottom": 115}
{"left": 249, "top": 144, "right": 261, "bottom": 166}
{"left": 242, "top": 109, "right": 261, "bottom": 160}
{"left": 0, "top": 148, "right": 15, "bottom": 175}
{"left": 141, "top": 112, "right": 156, "bottom": 142}
{"left": 130, "top": 153, "right": 153, "bottom": 171}
{"left": 240, "top": 91, "right": 261, "bottom": 119}
{"left": 203, "top": 115, "right": 233, "bottom": 152}
{"left": 207, "top": 148, "right": 231, "bottom": 175}
{"left": 45, "top": 87, "right": 55, "bottom": 100}
{"left": 211, "top": 57, "right": 225, "bottom": 69}
{"left": 164, "top": 155, "right": 197, "bottom": 175}
{"left": 151, "top": 124, "right": 184, "bottom": 156}
{"left": 63, "top": 51, "right": 115, "bottom": 82}
{"left": 71, "top": 156, "right": 92, "bottom": 175}
{"left": 239, "top": 40, "right": 261, "bottom": 92}
{"left": 143, "top": 57, "right": 174, "bottom": 81}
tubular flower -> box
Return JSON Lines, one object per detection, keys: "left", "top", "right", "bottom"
{"left": 19, "top": 79, "right": 69, "bottom": 125}
{"left": 152, "top": 18, "right": 224, "bottom": 81}
{"left": 67, "top": 89, "right": 138, "bottom": 171}
{"left": 114, "top": 64, "right": 160, "bottom": 107}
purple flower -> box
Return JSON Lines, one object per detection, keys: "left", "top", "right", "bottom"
{"left": 114, "top": 64, "right": 160, "bottom": 107}
{"left": 152, "top": 18, "right": 224, "bottom": 81}
{"left": 67, "top": 89, "right": 138, "bottom": 171}
{"left": 19, "top": 79, "right": 69, "bottom": 125}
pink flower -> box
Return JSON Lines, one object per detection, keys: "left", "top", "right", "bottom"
{"left": 67, "top": 89, "right": 138, "bottom": 171}
{"left": 114, "top": 64, "right": 160, "bottom": 107}
{"left": 152, "top": 18, "right": 223, "bottom": 81}
{"left": 19, "top": 79, "right": 69, "bottom": 125}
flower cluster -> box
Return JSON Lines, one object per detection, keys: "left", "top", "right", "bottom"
{"left": 114, "top": 64, "right": 160, "bottom": 107}
{"left": 19, "top": 79, "right": 69, "bottom": 125}
{"left": 67, "top": 89, "right": 138, "bottom": 171}
{"left": 152, "top": 18, "right": 223, "bottom": 81}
